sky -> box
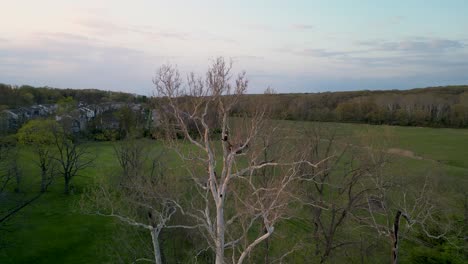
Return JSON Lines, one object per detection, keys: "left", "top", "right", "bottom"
{"left": 1, "top": 0, "right": 468, "bottom": 95}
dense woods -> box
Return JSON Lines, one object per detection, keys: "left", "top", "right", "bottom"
{"left": 234, "top": 86, "right": 468, "bottom": 128}
{"left": 0, "top": 83, "right": 147, "bottom": 110}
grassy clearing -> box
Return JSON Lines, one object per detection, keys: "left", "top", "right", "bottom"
{"left": 0, "top": 142, "right": 119, "bottom": 264}
{"left": 275, "top": 120, "right": 468, "bottom": 186}
{"left": 0, "top": 122, "right": 467, "bottom": 263}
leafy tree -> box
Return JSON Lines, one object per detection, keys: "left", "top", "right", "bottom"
{"left": 57, "top": 96, "right": 78, "bottom": 115}
{"left": 17, "top": 119, "right": 57, "bottom": 192}
{"left": 114, "top": 106, "right": 136, "bottom": 139}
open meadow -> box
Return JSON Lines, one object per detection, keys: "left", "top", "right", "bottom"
{"left": 0, "top": 121, "right": 467, "bottom": 263}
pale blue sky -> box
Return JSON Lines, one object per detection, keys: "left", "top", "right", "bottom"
{"left": 1, "top": 0, "right": 467, "bottom": 94}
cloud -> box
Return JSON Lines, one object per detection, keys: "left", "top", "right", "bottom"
{"left": 0, "top": 32, "right": 162, "bottom": 94}
{"left": 275, "top": 35, "right": 468, "bottom": 86}
{"left": 292, "top": 46, "right": 468, "bottom": 70}
{"left": 200, "top": 32, "right": 237, "bottom": 44}
{"left": 294, "top": 48, "right": 351, "bottom": 58}
{"left": 76, "top": 19, "right": 189, "bottom": 41}
{"left": 247, "top": 23, "right": 315, "bottom": 32}
{"left": 0, "top": 32, "right": 145, "bottom": 64}
{"left": 37, "top": 32, "right": 97, "bottom": 45}
{"left": 291, "top": 24, "right": 314, "bottom": 31}
{"left": 347, "top": 53, "right": 468, "bottom": 70}
{"left": 278, "top": 45, "right": 362, "bottom": 59}
{"left": 359, "top": 38, "right": 465, "bottom": 53}
{"left": 232, "top": 55, "right": 264, "bottom": 60}
{"left": 77, "top": 20, "right": 127, "bottom": 35}
{"left": 249, "top": 69, "right": 468, "bottom": 94}
{"left": 283, "top": 36, "right": 468, "bottom": 72}
{"left": 76, "top": 19, "right": 238, "bottom": 44}
{"left": 126, "top": 27, "right": 189, "bottom": 41}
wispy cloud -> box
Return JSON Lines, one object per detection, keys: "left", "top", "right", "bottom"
{"left": 278, "top": 45, "right": 362, "bottom": 59}
{"left": 0, "top": 32, "right": 161, "bottom": 93}
{"left": 346, "top": 53, "right": 468, "bottom": 69}
{"left": 283, "top": 37, "right": 467, "bottom": 64}
{"left": 76, "top": 19, "right": 189, "bottom": 41}
{"left": 275, "top": 35, "right": 468, "bottom": 81}
{"left": 247, "top": 23, "right": 315, "bottom": 32}
{"left": 76, "top": 19, "right": 240, "bottom": 44}
{"left": 192, "top": 31, "right": 239, "bottom": 44}
{"left": 294, "top": 48, "right": 351, "bottom": 58}
{"left": 232, "top": 55, "right": 264, "bottom": 61}
{"left": 291, "top": 24, "right": 314, "bottom": 31}
{"left": 358, "top": 38, "right": 465, "bottom": 53}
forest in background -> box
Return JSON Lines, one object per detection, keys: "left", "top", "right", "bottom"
{"left": 1, "top": 83, "right": 468, "bottom": 128}
{"left": 234, "top": 86, "right": 468, "bottom": 128}
{"left": 0, "top": 83, "right": 148, "bottom": 109}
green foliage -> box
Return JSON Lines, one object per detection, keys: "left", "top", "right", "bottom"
{"left": 17, "top": 119, "right": 58, "bottom": 146}
{"left": 232, "top": 85, "right": 468, "bottom": 128}
{"left": 114, "top": 106, "right": 136, "bottom": 138}
{"left": 0, "top": 134, "right": 17, "bottom": 147}
{"left": 0, "top": 83, "right": 147, "bottom": 109}
{"left": 57, "top": 97, "right": 78, "bottom": 115}
{"left": 93, "top": 130, "right": 120, "bottom": 141}
{"left": 406, "top": 243, "right": 466, "bottom": 264}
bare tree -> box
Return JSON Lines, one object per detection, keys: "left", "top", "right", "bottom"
{"left": 256, "top": 123, "right": 278, "bottom": 264}
{"left": 83, "top": 139, "right": 195, "bottom": 264}
{"left": 86, "top": 186, "right": 178, "bottom": 264}
{"left": 52, "top": 127, "right": 93, "bottom": 195}
{"left": 113, "top": 139, "right": 148, "bottom": 182}
{"left": 153, "top": 58, "right": 325, "bottom": 264}
{"left": 353, "top": 147, "right": 449, "bottom": 264}
{"left": 292, "top": 125, "right": 387, "bottom": 263}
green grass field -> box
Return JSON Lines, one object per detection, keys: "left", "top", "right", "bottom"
{"left": 0, "top": 122, "right": 467, "bottom": 263}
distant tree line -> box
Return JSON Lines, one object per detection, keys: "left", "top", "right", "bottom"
{"left": 2, "top": 83, "right": 468, "bottom": 128}
{"left": 233, "top": 86, "right": 468, "bottom": 128}
{"left": 0, "top": 83, "right": 148, "bottom": 110}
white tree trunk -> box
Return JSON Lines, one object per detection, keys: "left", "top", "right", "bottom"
{"left": 237, "top": 230, "right": 272, "bottom": 264}
{"left": 215, "top": 201, "right": 225, "bottom": 264}
{"left": 151, "top": 227, "right": 163, "bottom": 264}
